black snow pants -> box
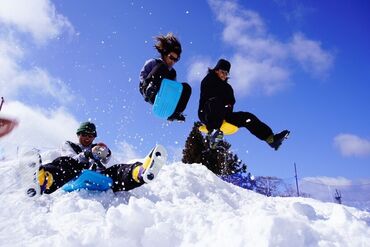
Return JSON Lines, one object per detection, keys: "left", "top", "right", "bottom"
{"left": 199, "top": 97, "right": 273, "bottom": 141}
{"left": 40, "top": 157, "right": 144, "bottom": 194}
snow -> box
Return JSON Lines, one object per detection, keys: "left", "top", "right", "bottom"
{"left": 1, "top": 155, "right": 370, "bottom": 247}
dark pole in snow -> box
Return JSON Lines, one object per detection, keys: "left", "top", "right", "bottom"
{"left": 294, "top": 162, "right": 300, "bottom": 197}
{"left": 0, "top": 97, "right": 4, "bottom": 111}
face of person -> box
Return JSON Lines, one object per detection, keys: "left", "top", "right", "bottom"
{"left": 78, "top": 133, "right": 95, "bottom": 147}
{"left": 215, "top": 69, "right": 229, "bottom": 81}
{"left": 163, "top": 52, "right": 179, "bottom": 67}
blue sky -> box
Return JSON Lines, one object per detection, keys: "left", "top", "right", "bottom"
{"left": 1, "top": 0, "right": 370, "bottom": 182}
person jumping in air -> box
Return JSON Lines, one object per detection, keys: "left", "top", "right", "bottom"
{"left": 139, "top": 32, "right": 191, "bottom": 122}
{"left": 198, "top": 59, "right": 290, "bottom": 150}
{"left": 27, "top": 121, "right": 166, "bottom": 196}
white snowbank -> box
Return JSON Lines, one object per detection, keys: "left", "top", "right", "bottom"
{"left": 0, "top": 158, "right": 369, "bottom": 247}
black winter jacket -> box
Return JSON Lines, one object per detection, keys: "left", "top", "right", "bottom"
{"left": 139, "top": 59, "right": 177, "bottom": 96}
{"left": 198, "top": 70, "right": 236, "bottom": 119}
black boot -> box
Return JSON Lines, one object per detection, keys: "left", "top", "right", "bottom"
{"left": 167, "top": 112, "right": 186, "bottom": 122}
{"left": 267, "top": 130, "right": 290, "bottom": 150}
{"left": 206, "top": 129, "right": 224, "bottom": 149}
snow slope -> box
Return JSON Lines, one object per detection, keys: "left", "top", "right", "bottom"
{"left": 0, "top": 157, "right": 369, "bottom": 247}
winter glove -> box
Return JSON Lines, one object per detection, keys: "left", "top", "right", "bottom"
{"left": 83, "top": 150, "right": 94, "bottom": 160}
{"left": 92, "top": 143, "right": 109, "bottom": 161}
{"left": 89, "top": 160, "right": 106, "bottom": 172}
{"left": 143, "top": 62, "right": 169, "bottom": 104}
{"left": 144, "top": 82, "right": 159, "bottom": 104}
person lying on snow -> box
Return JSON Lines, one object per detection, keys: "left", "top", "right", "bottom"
{"left": 27, "top": 121, "right": 165, "bottom": 196}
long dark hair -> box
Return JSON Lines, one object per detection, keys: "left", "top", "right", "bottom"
{"left": 154, "top": 32, "right": 182, "bottom": 58}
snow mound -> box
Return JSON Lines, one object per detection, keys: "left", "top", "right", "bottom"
{"left": 0, "top": 159, "right": 369, "bottom": 247}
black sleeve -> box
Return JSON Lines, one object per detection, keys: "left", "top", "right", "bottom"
{"left": 66, "top": 141, "right": 82, "bottom": 154}
{"left": 200, "top": 73, "right": 236, "bottom": 107}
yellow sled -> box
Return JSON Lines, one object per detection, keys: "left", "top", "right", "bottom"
{"left": 199, "top": 121, "right": 239, "bottom": 135}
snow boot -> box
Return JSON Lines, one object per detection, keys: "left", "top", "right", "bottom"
{"left": 21, "top": 149, "right": 54, "bottom": 197}
{"left": 18, "top": 149, "right": 43, "bottom": 197}
{"left": 206, "top": 129, "right": 224, "bottom": 149}
{"left": 26, "top": 168, "right": 54, "bottom": 197}
{"left": 267, "top": 130, "right": 290, "bottom": 151}
{"left": 132, "top": 144, "right": 167, "bottom": 183}
{"left": 167, "top": 112, "right": 186, "bottom": 122}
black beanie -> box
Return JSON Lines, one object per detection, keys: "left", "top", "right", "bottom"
{"left": 214, "top": 59, "right": 231, "bottom": 73}
{"left": 76, "top": 122, "right": 97, "bottom": 137}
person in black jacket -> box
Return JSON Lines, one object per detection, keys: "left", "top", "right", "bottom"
{"left": 198, "top": 59, "right": 289, "bottom": 150}
{"left": 27, "top": 122, "right": 165, "bottom": 196}
{"left": 139, "top": 32, "right": 191, "bottom": 121}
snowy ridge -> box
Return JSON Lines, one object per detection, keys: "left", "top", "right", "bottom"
{"left": 0, "top": 159, "right": 369, "bottom": 247}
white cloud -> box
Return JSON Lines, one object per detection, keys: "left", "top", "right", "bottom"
{"left": 0, "top": 101, "right": 142, "bottom": 166}
{"left": 0, "top": 0, "right": 73, "bottom": 44}
{"left": 334, "top": 134, "right": 370, "bottom": 157}
{"left": 109, "top": 142, "right": 183, "bottom": 167}
{"left": 0, "top": 0, "right": 74, "bottom": 103}
{"left": 231, "top": 55, "right": 290, "bottom": 95}
{"left": 289, "top": 33, "right": 334, "bottom": 78}
{"left": 302, "top": 176, "right": 352, "bottom": 187}
{"left": 112, "top": 141, "right": 142, "bottom": 164}
{"left": 0, "top": 101, "right": 79, "bottom": 158}
{"left": 299, "top": 176, "right": 370, "bottom": 209}
{"left": 186, "top": 58, "right": 212, "bottom": 84}
{"left": 212, "top": 1, "right": 286, "bottom": 60}
{"left": 0, "top": 37, "right": 74, "bottom": 102}
{"left": 204, "top": 0, "right": 334, "bottom": 96}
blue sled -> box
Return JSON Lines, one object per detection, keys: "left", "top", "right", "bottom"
{"left": 153, "top": 79, "right": 183, "bottom": 119}
{"left": 62, "top": 170, "right": 113, "bottom": 192}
